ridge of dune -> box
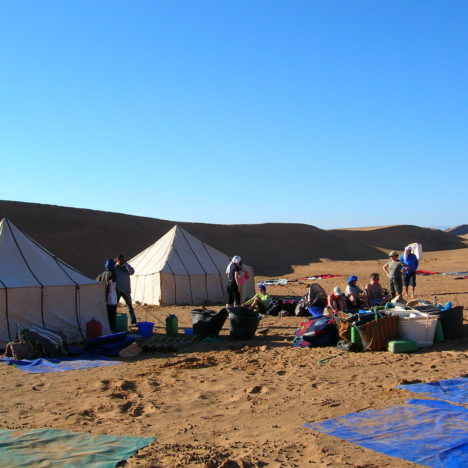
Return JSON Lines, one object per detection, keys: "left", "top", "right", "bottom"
{"left": 0, "top": 200, "right": 466, "bottom": 277}
{"left": 445, "top": 224, "right": 468, "bottom": 236}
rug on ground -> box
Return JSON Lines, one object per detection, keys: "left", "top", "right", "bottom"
{"left": 0, "top": 428, "right": 154, "bottom": 467}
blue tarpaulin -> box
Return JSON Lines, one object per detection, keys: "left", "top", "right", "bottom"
{"left": 0, "top": 428, "right": 154, "bottom": 467}
{"left": 397, "top": 378, "right": 468, "bottom": 404}
{"left": 0, "top": 353, "right": 122, "bottom": 373}
{"left": 305, "top": 399, "right": 468, "bottom": 468}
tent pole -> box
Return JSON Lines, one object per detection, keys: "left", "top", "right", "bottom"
{"left": 2, "top": 285, "right": 11, "bottom": 341}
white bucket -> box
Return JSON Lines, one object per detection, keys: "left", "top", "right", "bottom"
{"left": 397, "top": 312, "right": 437, "bottom": 346}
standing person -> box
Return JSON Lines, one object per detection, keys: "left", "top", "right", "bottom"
{"left": 225, "top": 255, "right": 242, "bottom": 307}
{"left": 383, "top": 251, "right": 405, "bottom": 300}
{"left": 237, "top": 261, "right": 250, "bottom": 303}
{"left": 400, "top": 246, "right": 419, "bottom": 298}
{"left": 114, "top": 254, "right": 137, "bottom": 325}
{"left": 96, "top": 258, "right": 118, "bottom": 332}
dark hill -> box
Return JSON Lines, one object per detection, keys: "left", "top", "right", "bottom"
{"left": 0, "top": 201, "right": 465, "bottom": 277}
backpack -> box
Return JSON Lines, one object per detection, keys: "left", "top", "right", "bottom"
{"left": 292, "top": 316, "right": 337, "bottom": 348}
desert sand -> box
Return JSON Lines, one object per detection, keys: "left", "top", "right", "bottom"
{"left": 0, "top": 248, "right": 466, "bottom": 467}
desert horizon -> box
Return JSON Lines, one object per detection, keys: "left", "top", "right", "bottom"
{"left": 1, "top": 200, "right": 466, "bottom": 279}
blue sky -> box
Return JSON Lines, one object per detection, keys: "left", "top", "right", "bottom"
{"left": 1, "top": 1, "right": 466, "bottom": 229}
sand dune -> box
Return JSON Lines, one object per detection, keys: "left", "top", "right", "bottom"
{"left": 0, "top": 200, "right": 466, "bottom": 277}
{"left": 446, "top": 224, "right": 468, "bottom": 236}
{"left": 330, "top": 225, "right": 464, "bottom": 253}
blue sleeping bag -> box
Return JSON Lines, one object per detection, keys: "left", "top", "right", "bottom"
{"left": 84, "top": 332, "right": 136, "bottom": 356}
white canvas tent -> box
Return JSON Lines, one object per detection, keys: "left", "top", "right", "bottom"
{"left": 0, "top": 218, "right": 110, "bottom": 347}
{"left": 130, "top": 225, "right": 255, "bottom": 306}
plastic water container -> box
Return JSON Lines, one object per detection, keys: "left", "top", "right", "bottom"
{"left": 434, "top": 320, "right": 445, "bottom": 342}
{"left": 137, "top": 321, "right": 154, "bottom": 337}
{"left": 350, "top": 326, "right": 362, "bottom": 347}
{"left": 165, "top": 314, "right": 178, "bottom": 335}
{"left": 86, "top": 318, "right": 102, "bottom": 339}
{"left": 115, "top": 313, "right": 128, "bottom": 332}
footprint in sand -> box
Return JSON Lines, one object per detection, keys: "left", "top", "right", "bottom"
{"left": 31, "top": 382, "right": 49, "bottom": 391}
{"left": 111, "top": 379, "right": 137, "bottom": 392}
{"left": 245, "top": 385, "right": 269, "bottom": 394}
{"left": 96, "top": 379, "right": 111, "bottom": 391}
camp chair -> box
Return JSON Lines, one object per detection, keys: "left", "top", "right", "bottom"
{"left": 307, "top": 283, "right": 328, "bottom": 307}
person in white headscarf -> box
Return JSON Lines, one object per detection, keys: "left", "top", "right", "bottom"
{"left": 225, "top": 255, "right": 242, "bottom": 306}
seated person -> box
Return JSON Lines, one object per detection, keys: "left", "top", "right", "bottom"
{"left": 243, "top": 284, "right": 271, "bottom": 313}
{"left": 327, "top": 286, "right": 347, "bottom": 313}
{"left": 345, "top": 275, "right": 367, "bottom": 309}
{"left": 365, "top": 273, "right": 391, "bottom": 306}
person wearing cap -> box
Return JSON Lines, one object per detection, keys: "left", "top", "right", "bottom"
{"left": 243, "top": 284, "right": 271, "bottom": 313}
{"left": 96, "top": 258, "right": 118, "bottom": 332}
{"left": 383, "top": 251, "right": 405, "bottom": 299}
{"left": 225, "top": 255, "right": 242, "bottom": 306}
{"left": 400, "top": 247, "right": 419, "bottom": 298}
{"left": 345, "top": 275, "right": 367, "bottom": 309}
{"left": 327, "top": 286, "right": 347, "bottom": 313}
{"left": 365, "top": 273, "right": 391, "bottom": 306}
{"left": 114, "top": 254, "right": 137, "bottom": 324}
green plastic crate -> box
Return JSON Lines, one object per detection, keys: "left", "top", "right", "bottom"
{"left": 387, "top": 339, "right": 419, "bottom": 353}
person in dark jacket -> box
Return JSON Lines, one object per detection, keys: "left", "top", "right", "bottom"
{"left": 114, "top": 254, "right": 137, "bottom": 324}
{"left": 96, "top": 258, "right": 118, "bottom": 332}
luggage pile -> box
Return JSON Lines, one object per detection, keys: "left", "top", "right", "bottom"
{"left": 292, "top": 300, "right": 464, "bottom": 352}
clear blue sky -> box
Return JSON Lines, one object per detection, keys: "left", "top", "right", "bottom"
{"left": 1, "top": 1, "right": 466, "bottom": 229}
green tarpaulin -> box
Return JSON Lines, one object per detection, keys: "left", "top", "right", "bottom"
{"left": 0, "top": 428, "right": 154, "bottom": 467}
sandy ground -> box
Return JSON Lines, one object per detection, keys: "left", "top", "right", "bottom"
{"left": 0, "top": 249, "right": 467, "bottom": 467}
